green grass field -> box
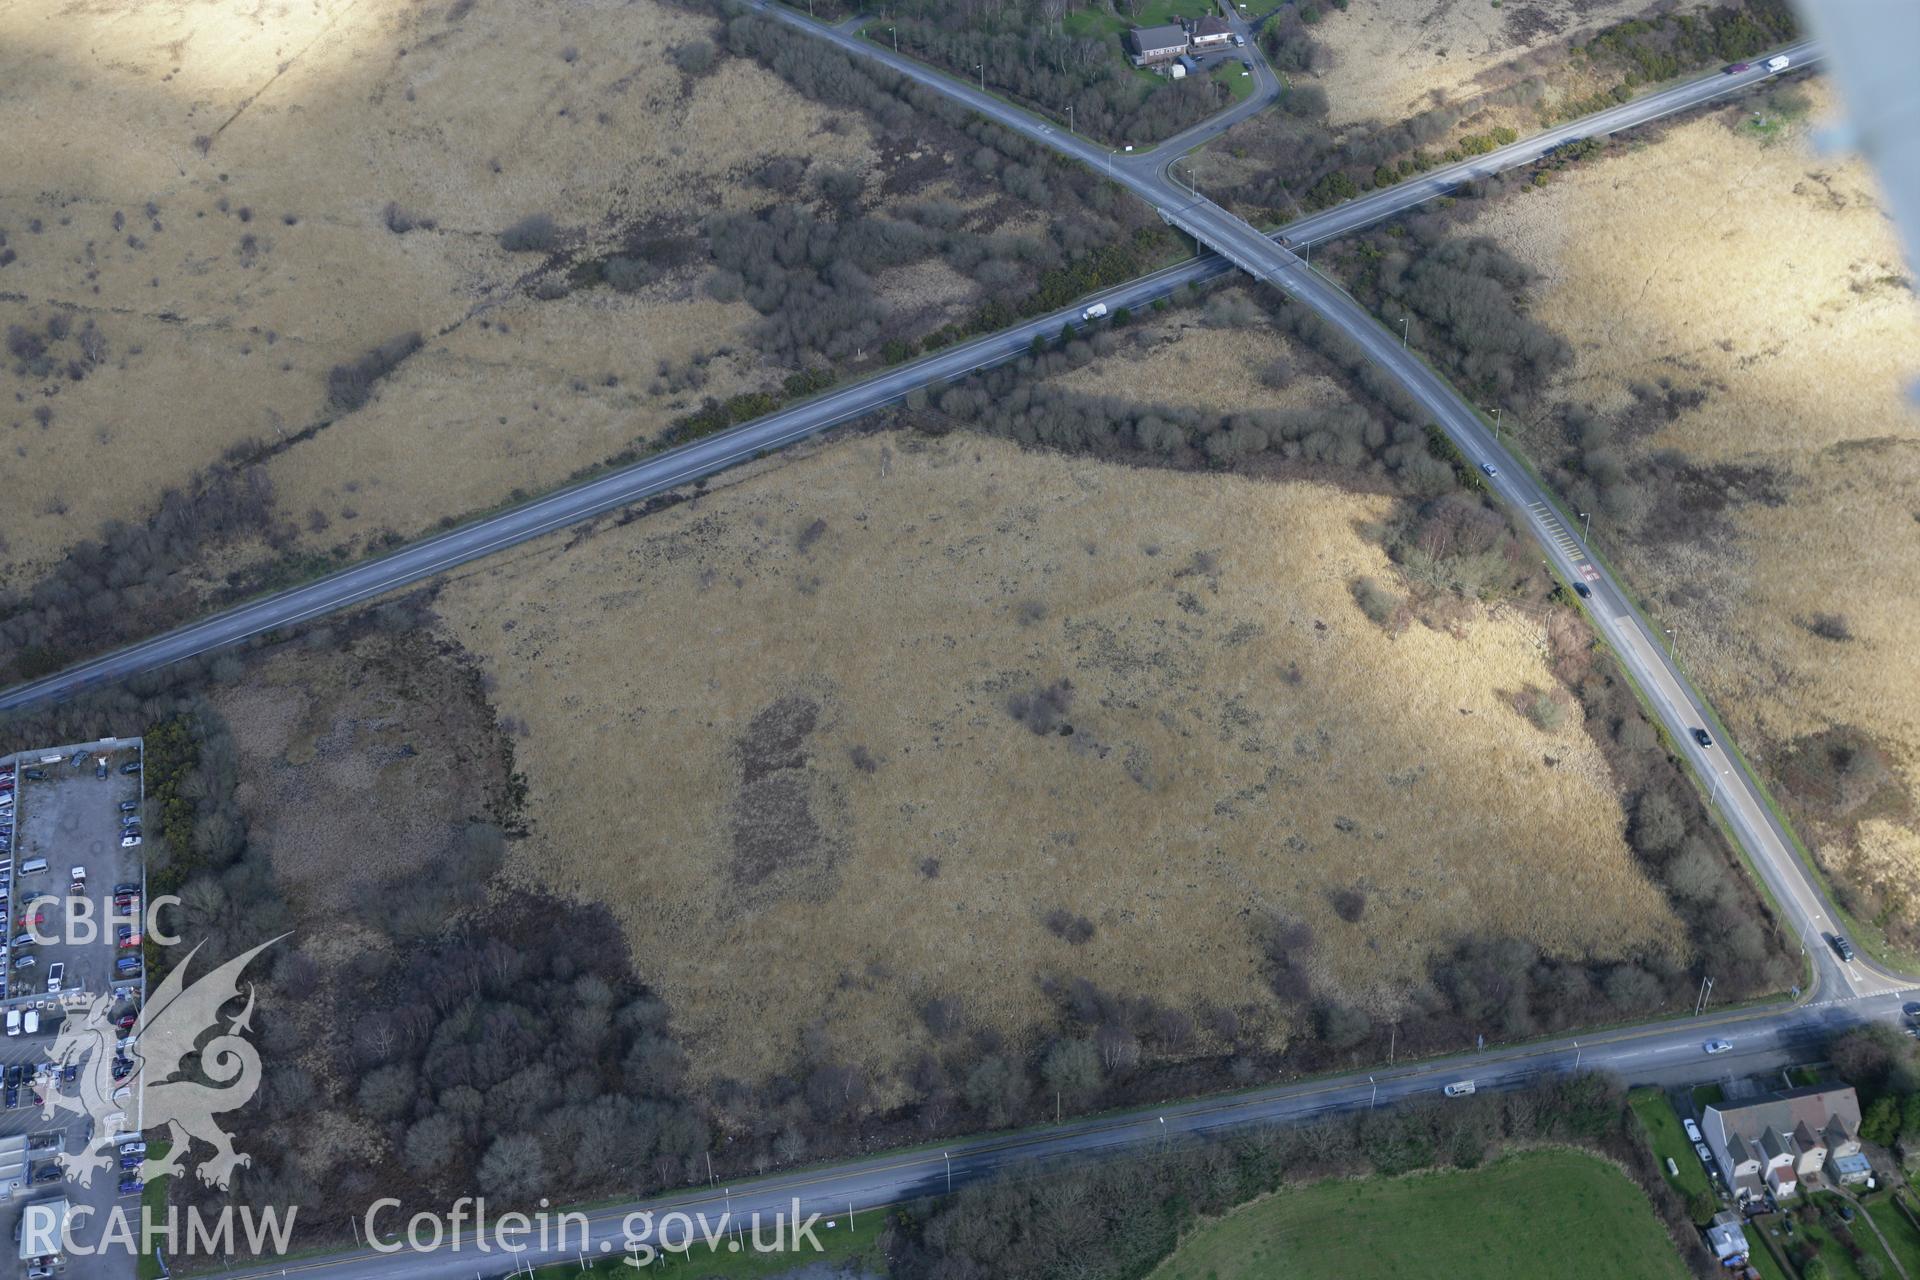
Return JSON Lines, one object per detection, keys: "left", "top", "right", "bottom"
{"left": 1212, "top": 59, "right": 1254, "bottom": 102}
{"left": 1063, "top": 0, "right": 1189, "bottom": 40}
{"left": 532, "top": 1211, "right": 884, "bottom": 1278}
{"left": 1865, "top": 1194, "right": 1920, "bottom": 1277}
{"left": 1148, "top": 1150, "right": 1688, "bottom": 1280}
{"left": 1629, "top": 1087, "right": 1713, "bottom": 1204}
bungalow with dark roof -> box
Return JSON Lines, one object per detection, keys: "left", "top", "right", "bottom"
{"left": 1190, "top": 15, "right": 1232, "bottom": 49}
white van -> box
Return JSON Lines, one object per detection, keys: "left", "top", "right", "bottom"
{"left": 22, "top": 1010, "right": 37, "bottom": 1035}
{"left": 18, "top": 859, "right": 47, "bottom": 875}
{"left": 5, "top": 1009, "right": 18, "bottom": 1036}
{"left": 1081, "top": 302, "right": 1108, "bottom": 321}
{"left": 1765, "top": 54, "right": 1790, "bottom": 72}
{"left": 1443, "top": 1080, "right": 1476, "bottom": 1098}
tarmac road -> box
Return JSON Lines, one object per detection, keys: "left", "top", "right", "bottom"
{"left": 0, "top": 40, "right": 1816, "bottom": 716}
{"left": 201, "top": 989, "right": 1902, "bottom": 1280}
{"left": 744, "top": 6, "right": 1876, "bottom": 1005}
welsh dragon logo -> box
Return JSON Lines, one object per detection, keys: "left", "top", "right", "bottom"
{"left": 40, "top": 936, "right": 284, "bottom": 1189}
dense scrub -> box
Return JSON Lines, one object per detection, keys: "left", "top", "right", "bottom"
{"left": 882, "top": 0, "right": 1232, "bottom": 145}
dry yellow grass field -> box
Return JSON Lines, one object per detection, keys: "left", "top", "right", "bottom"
{"left": 1310, "top": 0, "right": 1674, "bottom": 127}
{"left": 1471, "top": 83, "right": 1920, "bottom": 924}
{"left": 1052, "top": 293, "right": 1353, "bottom": 415}
{"left": 430, "top": 430, "right": 1684, "bottom": 1087}
{"left": 0, "top": 0, "right": 876, "bottom": 577}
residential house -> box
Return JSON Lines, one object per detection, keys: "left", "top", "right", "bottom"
{"left": 1704, "top": 1210, "right": 1750, "bottom": 1268}
{"left": 1702, "top": 1085, "right": 1863, "bottom": 1205}
{"left": 1190, "top": 15, "right": 1232, "bottom": 49}
{"left": 1127, "top": 23, "right": 1190, "bottom": 66}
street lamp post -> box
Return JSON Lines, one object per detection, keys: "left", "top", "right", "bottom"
{"left": 1066, "top": 103, "right": 1074, "bottom": 134}
{"left": 1485, "top": 405, "right": 1501, "bottom": 436}
{"left": 1574, "top": 1040, "right": 1581, "bottom": 1070}
{"left": 1694, "top": 975, "right": 1714, "bottom": 1016}
{"left": 1710, "top": 767, "right": 1731, "bottom": 808}
{"left": 889, "top": 25, "right": 897, "bottom": 51}
{"left": 943, "top": 1151, "right": 952, "bottom": 1193}
{"left": 975, "top": 62, "right": 984, "bottom": 91}
{"left": 1580, "top": 511, "right": 1591, "bottom": 541}
{"left": 1400, "top": 316, "right": 1409, "bottom": 349}
{"left": 1665, "top": 627, "right": 1678, "bottom": 661}
{"left": 1368, "top": 1076, "right": 1377, "bottom": 1110}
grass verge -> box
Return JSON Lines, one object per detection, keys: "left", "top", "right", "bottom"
{"left": 1629, "top": 1087, "right": 1712, "bottom": 1203}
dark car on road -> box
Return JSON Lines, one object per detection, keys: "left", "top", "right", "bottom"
{"left": 1725, "top": 62, "right": 1751, "bottom": 73}
{"left": 1572, "top": 582, "right": 1591, "bottom": 598}
{"left": 1692, "top": 727, "right": 1714, "bottom": 748}
{"left": 1832, "top": 935, "right": 1856, "bottom": 962}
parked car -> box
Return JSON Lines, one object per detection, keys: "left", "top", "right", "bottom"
{"left": 118, "top": 1178, "right": 143, "bottom": 1196}
{"left": 118, "top": 800, "right": 140, "bottom": 813}
{"left": 1684, "top": 1118, "right": 1704, "bottom": 1143}
{"left": 1692, "top": 727, "right": 1714, "bottom": 748}
{"left": 120, "top": 1140, "right": 147, "bottom": 1156}
{"left": 12, "top": 955, "right": 33, "bottom": 971}
{"left": 1695, "top": 1142, "right": 1714, "bottom": 1164}
{"left": 5, "top": 1065, "right": 19, "bottom": 1087}
{"left": 113, "top": 882, "right": 139, "bottom": 896}
{"left": 5, "top": 1009, "right": 17, "bottom": 1036}
{"left": 94, "top": 760, "right": 108, "bottom": 779}
{"left": 121, "top": 760, "right": 142, "bottom": 775}
{"left": 23, "top": 769, "right": 44, "bottom": 781}
{"left": 115, "top": 956, "right": 142, "bottom": 976}
{"left": 46, "top": 962, "right": 64, "bottom": 993}
{"left": 120, "top": 835, "right": 142, "bottom": 849}
{"left": 10, "top": 934, "right": 34, "bottom": 949}
{"left": 23, "top": 1011, "right": 37, "bottom": 1035}
{"left": 3, "top": 1085, "right": 15, "bottom": 1109}
{"left": 67, "top": 751, "right": 87, "bottom": 768}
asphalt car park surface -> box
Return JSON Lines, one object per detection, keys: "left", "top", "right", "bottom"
{"left": 0, "top": 741, "right": 146, "bottom": 1280}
